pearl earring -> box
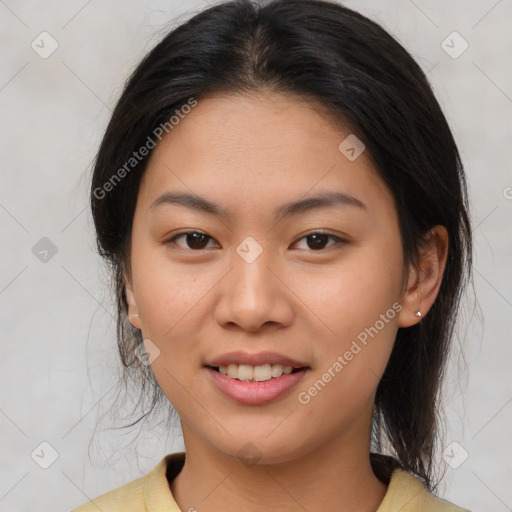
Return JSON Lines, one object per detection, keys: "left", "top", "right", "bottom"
{"left": 414, "top": 311, "right": 422, "bottom": 318}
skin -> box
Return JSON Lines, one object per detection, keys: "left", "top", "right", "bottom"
{"left": 124, "top": 90, "right": 449, "bottom": 512}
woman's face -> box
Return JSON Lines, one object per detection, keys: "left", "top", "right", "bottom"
{"left": 125, "top": 90, "right": 417, "bottom": 464}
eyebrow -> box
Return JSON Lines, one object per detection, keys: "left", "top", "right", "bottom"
{"left": 150, "top": 190, "right": 366, "bottom": 221}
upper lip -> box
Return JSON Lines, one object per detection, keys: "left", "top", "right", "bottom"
{"left": 205, "top": 351, "right": 309, "bottom": 368}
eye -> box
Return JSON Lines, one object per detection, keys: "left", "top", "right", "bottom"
{"left": 165, "top": 231, "right": 219, "bottom": 250}
{"left": 164, "top": 230, "right": 346, "bottom": 252}
{"left": 292, "top": 231, "right": 346, "bottom": 251}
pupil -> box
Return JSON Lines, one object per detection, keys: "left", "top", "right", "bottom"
{"left": 308, "top": 234, "right": 328, "bottom": 250}
{"left": 188, "top": 233, "right": 208, "bottom": 249}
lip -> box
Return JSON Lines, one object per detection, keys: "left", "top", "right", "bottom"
{"left": 205, "top": 366, "right": 309, "bottom": 405}
{"left": 204, "top": 350, "right": 308, "bottom": 368}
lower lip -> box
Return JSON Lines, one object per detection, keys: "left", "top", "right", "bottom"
{"left": 205, "top": 367, "right": 309, "bottom": 405}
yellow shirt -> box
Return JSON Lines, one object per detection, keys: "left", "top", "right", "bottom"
{"left": 71, "top": 452, "right": 470, "bottom": 511}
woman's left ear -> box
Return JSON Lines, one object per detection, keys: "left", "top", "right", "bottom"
{"left": 397, "top": 225, "right": 449, "bottom": 328}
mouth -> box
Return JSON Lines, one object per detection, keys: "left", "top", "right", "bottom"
{"left": 205, "top": 364, "right": 310, "bottom": 405}
{"left": 206, "top": 363, "right": 309, "bottom": 382}
{"left": 203, "top": 351, "right": 310, "bottom": 404}
{"left": 203, "top": 350, "right": 310, "bottom": 383}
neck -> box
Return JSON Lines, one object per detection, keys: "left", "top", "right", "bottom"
{"left": 170, "top": 418, "right": 387, "bottom": 512}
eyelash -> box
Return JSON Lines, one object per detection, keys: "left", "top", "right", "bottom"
{"left": 164, "top": 230, "right": 347, "bottom": 252}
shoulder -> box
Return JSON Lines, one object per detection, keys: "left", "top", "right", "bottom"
{"left": 377, "top": 468, "right": 472, "bottom": 512}
{"left": 71, "top": 452, "right": 185, "bottom": 512}
{"left": 70, "top": 473, "right": 146, "bottom": 512}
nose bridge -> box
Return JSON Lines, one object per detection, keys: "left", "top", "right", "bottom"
{"left": 231, "top": 234, "right": 275, "bottom": 302}
{"left": 213, "top": 234, "right": 293, "bottom": 331}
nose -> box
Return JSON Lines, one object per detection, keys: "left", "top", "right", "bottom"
{"left": 213, "top": 244, "right": 294, "bottom": 333}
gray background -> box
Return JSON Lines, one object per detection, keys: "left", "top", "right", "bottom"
{"left": 1, "top": 0, "right": 511, "bottom": 510}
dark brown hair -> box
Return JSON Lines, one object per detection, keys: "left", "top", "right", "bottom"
{"left": 90, "top": 0, "right": 472, "bottom": 491}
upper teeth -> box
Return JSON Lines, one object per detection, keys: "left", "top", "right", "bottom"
{"left": 218, "top": 363, "right": 294, "bottom": 381}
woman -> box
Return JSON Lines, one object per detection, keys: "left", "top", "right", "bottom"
{"left": 74, "top": 0, "right": 473, "bottom": 510}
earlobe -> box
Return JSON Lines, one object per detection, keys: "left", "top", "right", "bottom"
{"left": 397, "top": 267, "right": 422, "bottom": 328}
{"left": 397, "top": 225, "right": 449, "bottom": 328}
{"left": 124, "top": 272, "right": 142, "bottom": 329}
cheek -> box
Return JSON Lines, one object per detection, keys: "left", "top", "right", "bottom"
{"left": 295, "top": 273, "right": 399, "bottom": 424}
{"left": 294, "top": 240, "right": 402, "bottom": 386}
{"left": 132, "top": 257, "right": 211, "bottom": 408}
{"left": 296, "top": 244, "right": 402, "bottom": 333}
{"left": 131, "top": 243, "right": 214, "bottom": 347}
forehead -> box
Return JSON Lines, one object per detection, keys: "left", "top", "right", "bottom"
{"left": 137, "top": 90, "right": 392, "bottom": 216}
{"left": 166, "top": 90, "right": 351, "bottom": 157}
